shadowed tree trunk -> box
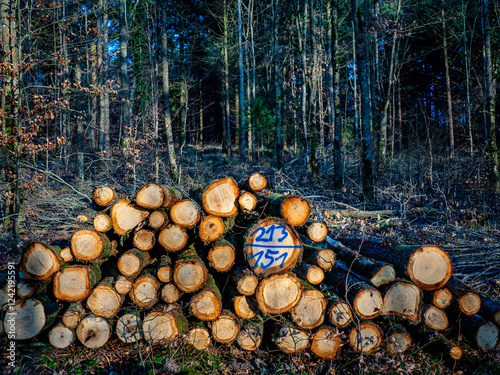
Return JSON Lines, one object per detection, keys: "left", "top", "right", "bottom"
{"left": 352, "top": 0, "right": 374, "bottom": 202}
{"left": 162, "top": 4, "right": 179, "bottom": 182}
{"left": 483, "top": 0, "right": 498, "bottom": 192}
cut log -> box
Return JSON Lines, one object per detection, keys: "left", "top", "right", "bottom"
{"left": 296, "top": 263, "right": 324, "bottom": 285}
{"left": 327, "top": 292, "right": 354, "bottom": 328}
{"left": 274, "top": 324, "right": 310, "bottom": 353}
{"left": 186, "top": 326, "right": 211, "bottom": 350}
{"left": 173, "top": 256, "right": 208, "bottom": 293}
{"left": 189, "top": 276, "right": 222, "bottom": 321}
{"left": 479, "top": 296, "right": 500, "bottom": 327}
{"left": 422, "top": 305, "right": 448, "bottom": 331}
{"left": 161, "top": 185, "right": 183, "bottom": 209}
{"left": 432, "top": 288, "right": 454, "bottom": 309}
{"left": 148, "top": 210, "right": 169, "bottom": 230}
{"left": 207, "top": 241, "right": 236, "bottom": 272}
{"left": 198, "top": 215, "right": 225, "bottom": 242}
{"left": 290, "top": 289, "right": 327, "bottom": 330}
{"left": 401, "top": 245, "right": 453, "bottom": 290}
{"left": 76, "top": 314, "right": 111, "bottom": 348}
{"left": 135, "top": 182, "right": 165, "bottom": 209}
{"left": 382, "top": 281, "right": 421, "bottom": 323}
{"left": 156, "top": 255, "right": 173, "bottom": 283}
{"left": 49, "top": 322, "right": 75, "bottom": 348}
{"left": 235, "top": 268, "right": 259, "bottom": 296}
{"left": 306, "top": 222, "right": 328, "bottom": 243}
{"left": 19, "top": 242, "right": 62, "bottom": 282}
{"left": 60, "top": 247, "right": 73, "bottom": 262}
{"left": 200, "top": 177, "right": 240, "bottom": 217}
{"left": 93, "top": 185, "right": 116, "bottom": 207}
{"left": 417, "top": 333, "right": 463, "bottom": 366}
{"left": 323, "top": 262, "right": 383, "bottom": 320}
{"left": 210, "top": 311, "right": 240, "bottom": 344}
{"left": 325, "top": 237, "right": 395, "bottom": 287}
{"left": 86, "top": 278, "right": 123, "bottom": 318}
{"left": 53, "top": 264, "right": 100, "bottom": 301}
{"left": 16, "top": 280, "right": 35, "bottom": 299}
{"left": 236, "top": 319, "right": 264, "bottom": 351}
{"left": 0, "top": 288, "right": 7, "bottom": 311}
{"left": 4, "top": 299, "right": 46, "bottom": 340}
{"left": 445, "top": 276, "right": 481, "bottom": 316}
{"left": 310, "top": 327, "right": 343, "bottom": 359}
{"left": 348, "top": 322, "right": 383, "bottom": 353}
{"left": 170, "top": 199, "right": 202, "bottom": 228}
{"left": 255, "top": 273, "right": 303, "bottom": 315}
{"left": 116, "top": 312, "right": 142, "bottom": 343}
{"left": 233, "top": 295, "right": 259, "bottom": 319}
{"left": 62, "top": 302, "right": 85, "bottom": 329}
{"left": 387, "top": 326, "right": 412, "bottom": 354}
{"left": 239, "top": 173, "right": 267, "bottom": 192}
{"left": 71, "top": 229, "right": 112, "bottom": 262}
{"left": 129, "top": 275, "right": 160, "bottom": 309}
{"left": 238, "top": 191, "right": 257, "bottom": 211}
{"left": 133, "top": 229, "right": 155, "bottom": 251}
{"left": 117, "top": 248, "right": 154, "bottom": 278}
{"left": 161, "top": 283, "right": 182, "bottom": 304}
{"left": 304, "top": 246, "right": 336, "bottom": 271}
{"left": 143, "top": 310, "right": 180, "bottom": 344}
{"left": 110, "top": 199, "right": 149, "bottom": 236}
{"left": 115, "top": 275, "right": 134, "bottom": 295}
{"left": 158, "top": 224, "right": 189, "bottom": 252}
{"left": 93, "top": 214, "right": 112, "bottom": 233}
{"left": 265, "top": 194, "right": 311, "bottom": 227}
{"left": 245, "top": 217, "right": 303, "bottom": 278}
{"left": 340, "top": 240, "right": 453, "bottom": 291}
{"left": 459, "top": 314, "right": 499, "bottom": 352}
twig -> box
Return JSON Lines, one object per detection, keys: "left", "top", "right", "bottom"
{"left": 21, "top": 163, "right": 92, "bottom": 203}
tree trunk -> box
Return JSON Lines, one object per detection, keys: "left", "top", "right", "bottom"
{"left": 110, "top": 199, "right": 149, "bottom": 236}
{"left": 237, "top": 0, "right": 246, "bottom": 160}
{"left": 158, "top": 225, "right": 189, "bottom": 252}
{"left": 382, "top": 281, "right": 422, "bottom": 323}
{"left": 189, "top": 275, "right": 223, "bottom": 321}
{"left": 483, "top": 0, "right": 499, "bottom": 191}
{"left": 255, "top": 273, "right": 303, "bottom": 314}
{"left": 86, "top": 277, "right": 124, "bottom": 318}
{"left": 245, "top": 218, "right": 303, "bottom": 278}
{"left": 135, "top": 182, "right": 166, "bottom": 210}
{"left": 310, "top": 327, "right": 342, "bottom": 359}
{"left": 76, "top": 314, "right": 111, "bottom": 348}
{"left": 161, "top": 5, "right": 179, "bottom": 182}
{"left": 210, "top": 310, "right": 240, "bottom": 344}
{"left": 19, "top": 243, "right": 63, "bottom": 282}
{"left": 323, "top": 261, "right": 383, "bottom": 320}
{"left": 274, "top": 323, "right": 310, "bottom": 353}
{"left": 116, "top": 312, "right": 142, "bottom": 343}
{"left": 54, "top": 264, "right": 100, "bottom": 301}
{"left": 129, "top": 275, "right": 160, "bottom": 309}
{"left": 348, "top": 322, "right": 383, "bottom": 353}
{"left": 186, "top": 326, "right": 211, "bottom": 350}
{"left": 325, "top": 236, "right": 395, "bottom": 287}
{"left": 290, "top": 288, "right": 326, "bottom": 330}
{"left": 442, "top": 4, "right": 454, "bottom": 158}
{"left": 352, "top": 0, "right": 374, "bottom": 202}
{"left": 71, "top": 229, "right": 112, "bottom": 262}
{"left": 49, "top": 322, "right": 75, "bottom": 348}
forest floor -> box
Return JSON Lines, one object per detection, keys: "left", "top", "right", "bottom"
{"left": 1, "top": 145, "right": 500, "bottom": 374}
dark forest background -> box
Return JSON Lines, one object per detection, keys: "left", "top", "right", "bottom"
{"left": 1, "top": 0, "right": 500, "bottom": 237}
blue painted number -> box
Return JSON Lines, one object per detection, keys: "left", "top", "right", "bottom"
{"left": 250, "top": 225, "right": 288, "bottom": 243}
{"left": 248, "top": 249, "right": 288, "bottom": 269}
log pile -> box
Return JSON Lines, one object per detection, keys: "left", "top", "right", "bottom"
{"left": 2, "top": 172, "right": 499, "bottom": 364}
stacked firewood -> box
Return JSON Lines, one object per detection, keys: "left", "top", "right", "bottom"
{"left": 2, "top": 173, "right": 499, "bottom": 361}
